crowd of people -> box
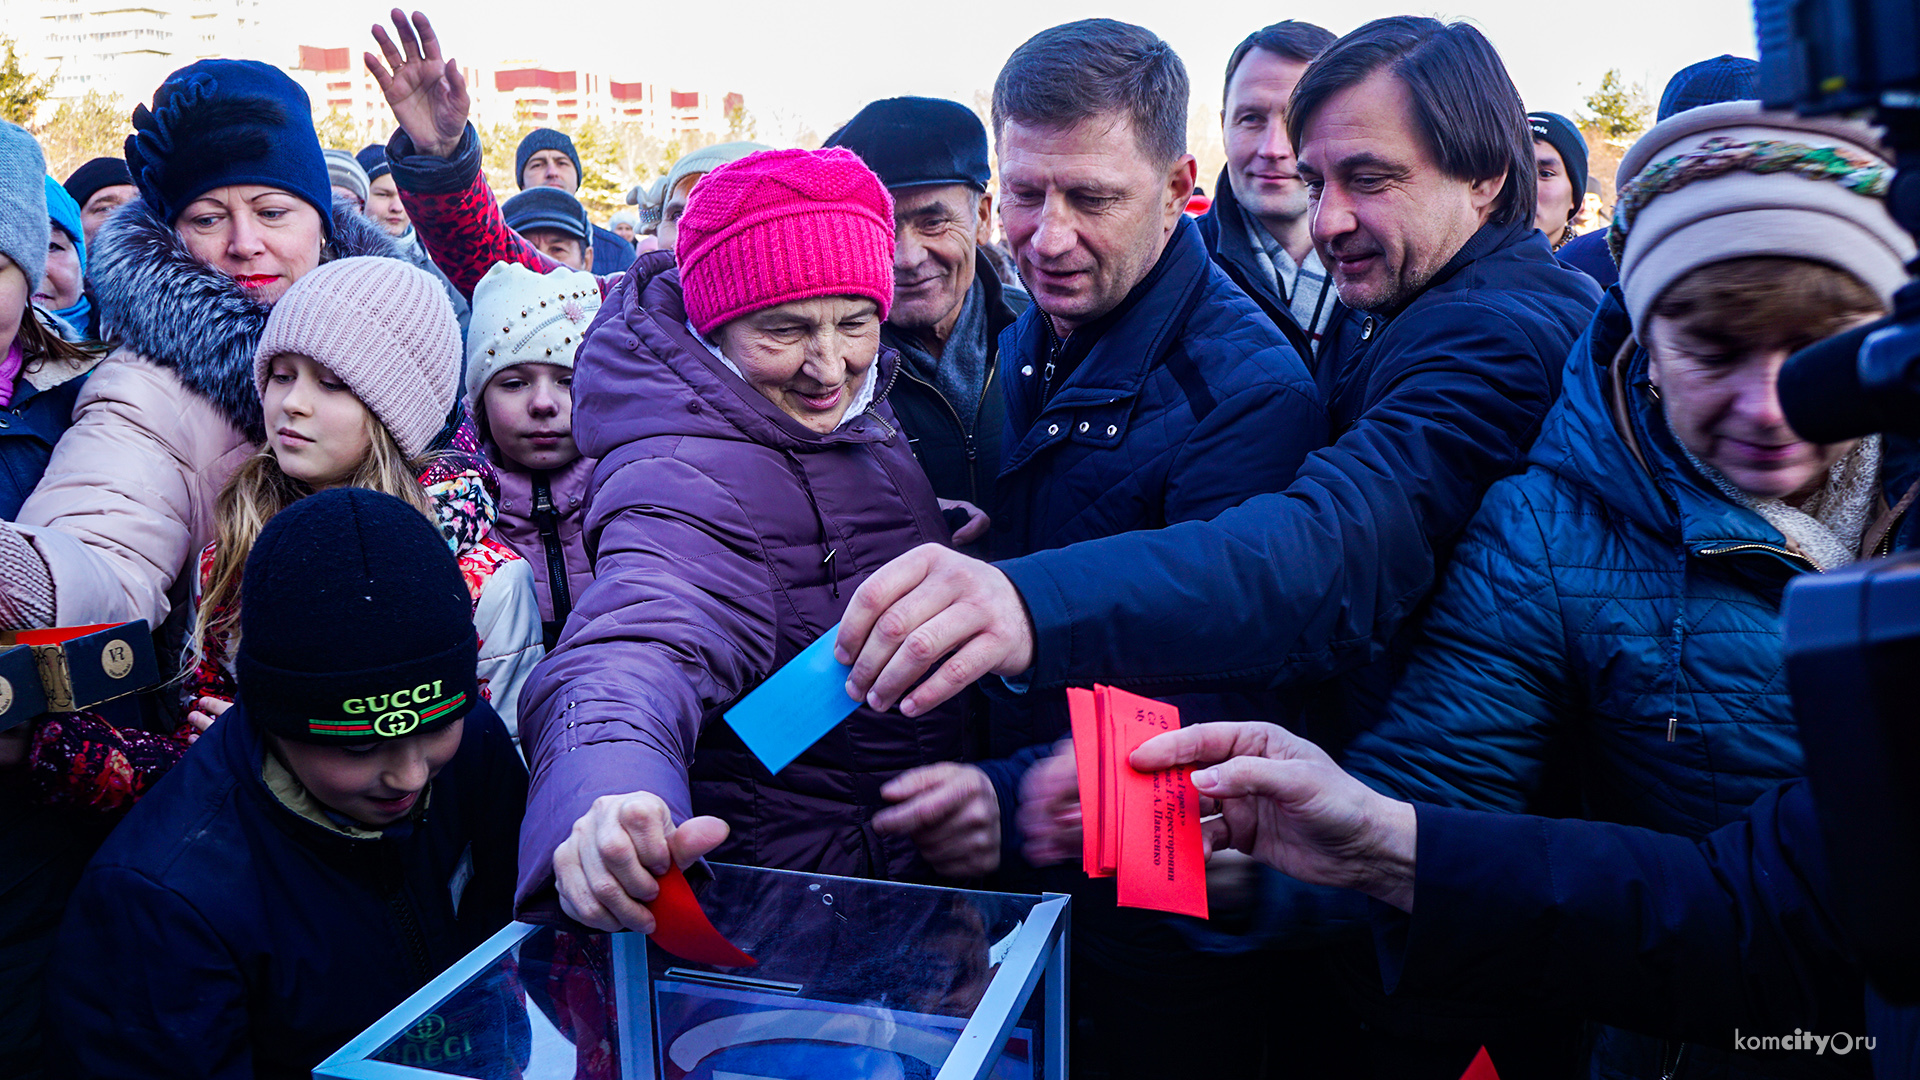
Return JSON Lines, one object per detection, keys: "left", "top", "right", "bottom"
{"left": 0, "top": 6, "right": 1911, "bottom": 1079}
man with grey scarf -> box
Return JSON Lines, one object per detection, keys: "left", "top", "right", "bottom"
{"left": 825, "top": 97, "right": 1030, "bottom": 519}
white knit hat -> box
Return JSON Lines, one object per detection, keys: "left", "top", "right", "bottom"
{"left": 1613, "top": 101, "right": 1916, "bottom": 331}
{"left": 254, "top": 256, "right": 462, "bottom": 457}
{"left": 465, "top": 262, "right": 603, "bottom": 403}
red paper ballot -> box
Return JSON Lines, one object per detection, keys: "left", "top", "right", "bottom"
{"left": 1066, "top": 686, "right": 1209, "bottom": 919}
{"left": 1103, "top": 688, "right": 1208, "bottom": 920}
{"left": 645, "top": 864, "right": 757, "bottom": 967}
{"left": 1065, "top": 688, "right": 1113, "bottom": 877}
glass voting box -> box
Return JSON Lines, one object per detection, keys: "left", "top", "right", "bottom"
{"left": 315, "top": 863, "right": 1070, "bottom": 1080}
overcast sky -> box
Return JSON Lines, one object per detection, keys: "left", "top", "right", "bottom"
{"left": 268, "top": 0, "right": 1757, "bottom": 138}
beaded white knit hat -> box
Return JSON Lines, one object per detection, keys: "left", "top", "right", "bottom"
{"left": 465, "top": 261, "right": 603, "bottom": 403}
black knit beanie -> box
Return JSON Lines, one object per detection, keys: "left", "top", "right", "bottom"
{"left": 1526, "top": 111, "right": 1588, "bottom": 226}
{"left": 236, "top": 488, "right": 479, "bottom": 744}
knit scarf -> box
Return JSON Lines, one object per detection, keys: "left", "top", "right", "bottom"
{"left": 1682, "top": 434, "right": 1882, "bottom": 570}
{"left": 0, "top": 336, "right": 21, "bottom": 408}
{"left": 896, "top": 272, "right": 991, "bottom": 423}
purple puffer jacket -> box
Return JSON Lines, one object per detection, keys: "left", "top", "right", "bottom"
{"left": 514, "top": 253, "right": 967, "bottom": 912}
{"left": 491, "top": 449, "right": 597, "bottom": 628}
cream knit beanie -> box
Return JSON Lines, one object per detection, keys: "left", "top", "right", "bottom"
{"left": 254, "top": 257, "right": 462, "bottom": 457}
{"left": 464, "top": 262, "right": 602, "bottom": 403}
{"left": 1612, "top": 101, "right": 1916, "bottom": 331}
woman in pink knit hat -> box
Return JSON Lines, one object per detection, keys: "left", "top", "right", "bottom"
{"left": 184, "top": 256, "right": 543, "bottom": 743}
{"left": 506, "top": 147, "right": 989, "bottom": 934}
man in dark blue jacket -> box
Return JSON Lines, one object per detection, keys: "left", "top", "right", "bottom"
{"left": 1130, "top": 720, "right": 1915, "bottom": 1078}
{"left": 858, "top": 19, "right": 1323, "bottom": 1080}
{"left": 1195, "top": 20, "right": 1338, "bottom": 357}
{"left": 836, "top": 16, "right": 1599, "bottom": 749}
{"left": 49, "top": 490, "right": 527, "bottom": 1080}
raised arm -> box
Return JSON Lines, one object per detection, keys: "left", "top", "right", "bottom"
{"left": 365, "top": 10, "right": 591, "bottom": 299}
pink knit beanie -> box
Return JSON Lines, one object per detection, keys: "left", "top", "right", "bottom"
{"left": 254, "top": 257, "right": 462, "bottom": 457}
{"left": 676, "top": 147, "right": 895, "bottom": 335}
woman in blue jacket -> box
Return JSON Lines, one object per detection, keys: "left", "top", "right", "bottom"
{"left": 1342, "top": 102, "right": 1916, "bottom": 1078}
{"left": 49, "top": 489, "right": 527, "bottom": 1080}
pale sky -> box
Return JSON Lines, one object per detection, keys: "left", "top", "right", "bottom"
{"left": 266, "top": 0, "right": 1759, "bottom": 140}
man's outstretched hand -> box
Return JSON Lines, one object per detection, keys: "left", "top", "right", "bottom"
{"left": 1132, "top": 721, "right": 1418, "bottom": 912}
{"left": 365, "top": 9, "right": 469, "bottom": 159}
{"left": 834, "top": 544, "right": 1035, "bottom": 717}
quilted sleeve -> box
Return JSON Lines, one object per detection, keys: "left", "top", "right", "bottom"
{"left": 1003, "top": 303, "right": 1572, "bottom": 693}
{"left": 512, "top": 452, "right": 781, "bottom": 913}
{"left": 387, "top": 125, "right": 596, "bottom": 300}
{"left": 1339, "top": 476, "right": 1573, "bottom": 812}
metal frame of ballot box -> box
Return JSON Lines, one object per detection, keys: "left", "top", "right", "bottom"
{"left": 315, "top": 878, "right": 1070, "bottom": 1080}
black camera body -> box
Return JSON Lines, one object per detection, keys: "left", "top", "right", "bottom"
{"left": 1760, "top": 0, "right": 1920, "bottom": 1003}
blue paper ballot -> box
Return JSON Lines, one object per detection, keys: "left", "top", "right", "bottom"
{"left": 723, "top": 623, "right": 863, "bottom": 775}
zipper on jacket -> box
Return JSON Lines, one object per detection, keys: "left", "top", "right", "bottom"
{"left": 898, "top": 361, "right": 995, "bottom": 506}
{"left": 532, "top": 474, "right": 573, "bottom": 647}
{"left": 381, "top": 852, "right": 432, "bottom": 981}
{"left": 1693, "top": 540, "right": 1816, "bottom": 571}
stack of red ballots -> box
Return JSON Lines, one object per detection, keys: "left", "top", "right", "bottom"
{"left": 1066, "top": 685, "right": 1208, "bottom": 919}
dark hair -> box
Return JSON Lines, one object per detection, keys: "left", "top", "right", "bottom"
{"left": 992, "top": 19, "right": 1188, "bottom": 166}
{"left": 1222, "top": 21, "right": 1337, "bottom": 104}
{"left": 1287, "top": 16, "right": 1535, "bottom": 229}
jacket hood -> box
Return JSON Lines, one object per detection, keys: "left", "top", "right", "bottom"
{"left": 1528, "top": 286, "right": 1817, "bottom": 549}
{"left": 89, "top": 196, "right": 406, "bottom": 442}
{"left": 572, "top": 250, "right": 904, "bottom": 462}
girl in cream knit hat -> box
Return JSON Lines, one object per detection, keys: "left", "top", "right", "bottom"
{"left": 185, "top": 256, "right": 543, "bottom": 742}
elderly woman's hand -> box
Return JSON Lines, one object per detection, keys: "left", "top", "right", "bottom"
{"left": 553, "top": 792, "right": 730, "bottom": 933}
{"left": 874, "top": 763, "right": 1001, "bottom": 877}
{"left": 365, "top": 9, "right": 470, "bottom": 159}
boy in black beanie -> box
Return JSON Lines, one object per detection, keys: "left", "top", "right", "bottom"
{"left": 48, "top": 488, "right": 528, "bottom": 1080}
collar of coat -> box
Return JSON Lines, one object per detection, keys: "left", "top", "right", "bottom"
{"left": 87, "top": 196, "right": 407, "bottom": 442}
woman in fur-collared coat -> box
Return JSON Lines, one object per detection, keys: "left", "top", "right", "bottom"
{"left": 0, "top": 60, "right": 436, "bottom": 641}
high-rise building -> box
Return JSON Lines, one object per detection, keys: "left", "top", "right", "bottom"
{"left": 14, "top": 0, "right": 266, "bottom": 106}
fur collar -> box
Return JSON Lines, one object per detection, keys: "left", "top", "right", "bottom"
{"left": 88, "top": 197, "right": 406, "bottom": 440}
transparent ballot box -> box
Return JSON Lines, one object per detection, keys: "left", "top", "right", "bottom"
{"left": 315, "top": 863, "right": 1070, "bottom": 1080}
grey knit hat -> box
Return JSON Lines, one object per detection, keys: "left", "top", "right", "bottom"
{"left": 323, "top": 148, "right": 369, "bottom": 205}
{"left": 0, "top": 122, "right": 50, "bottom": 293}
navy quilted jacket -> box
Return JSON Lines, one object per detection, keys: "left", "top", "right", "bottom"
{"left": 996, "top": 217, "right": 1601, "bottom": 752}
{"left": 1345, "top": 288, "right": 1916, "bottom": 840}
{"left": 977, "top": 216, "right": 1325, "bottom": 830}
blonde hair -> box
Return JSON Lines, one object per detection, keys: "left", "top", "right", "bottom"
{"left": 188, "top": 410, "right": 436, "bottom": 676}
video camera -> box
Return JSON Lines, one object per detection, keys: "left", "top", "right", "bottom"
{"left": 1763, "top": 0, "right": 1920, "bottom": 1003}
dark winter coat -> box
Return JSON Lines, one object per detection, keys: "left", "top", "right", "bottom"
{"left": 1345, "top": 287, "right": 1915, "bottom": 837}
{"left": 589, "top": 224, "right": 635, "bottom": 276}
{"left": 0, "top": 317, "right": 94, "bottom": 520}
{"left": 995, "top": 216, "right": 1601, "bottom": 749}
{"left": 1558, "top": 226, "right": 1620, "bottom": 288}
{"left": 514, "top": 254, "right": 967, "bottom": 912}
{"left": 47, "top": 702, "right": 527, "bottom": 1080}
{"left": 1382, "top": 781, "right": 1910, "bottom": 1078}
{"left": 883, "top": 253, "right": 1027, "bottom": 509}
{"left": 490, "top": 448, "right": 597, "bottom": 646}
{"left": 977, "top": 215, "right": 1325, "bottom": 819}
{"left": 1193, "top": 166, "right": 1317, "bottom": 359}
